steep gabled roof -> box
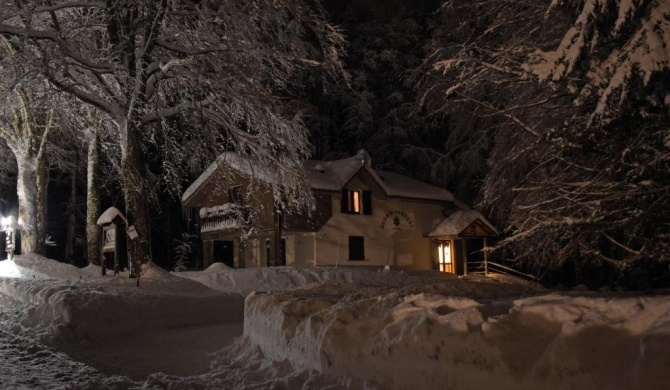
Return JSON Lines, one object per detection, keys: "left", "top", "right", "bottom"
{"left": 305, "top": 157, "right": 390, "bottom": 194}
{"left": 182, "top": 152, "right": 278, "bottom": 205}
{"left": 183, "top": 150, "right": 458, "bottom": 204}
{"left": 305, "top": 155, "right": 456, "bottom": 202}
{"left": 428, "top": 210, "right": 499, "bottom": 237}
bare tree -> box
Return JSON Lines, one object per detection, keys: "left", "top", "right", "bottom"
{"left": 85, "top": 117, "right": 103, "bottom": 266}
{"left": 0, "top": 85, "right": 54, "bottom": 255}
{"left": 0, "top": 0, "right": 346, "bottom": 276}
{"left": 419, "top": 0, "right": 670, "bottom": 286}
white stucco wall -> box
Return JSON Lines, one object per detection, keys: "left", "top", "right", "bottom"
{"left": 237, "top": 179, "right": 454, "bottom": 271}
{"left": 284, "top": 177, "right": 449, "bottom": 270}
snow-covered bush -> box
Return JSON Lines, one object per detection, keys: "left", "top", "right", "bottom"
{"left": 173, "top": 233, "right": 197, "bottom": 272}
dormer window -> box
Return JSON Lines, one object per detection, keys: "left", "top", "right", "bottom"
{"left": 352, "top": 190, "right": 361, "bottom": 213}
{"left": 228, "top": 186, "right": 242, "bottom": 204}
{"left": 341, "top": 189, "right": 372, "bottom": 215}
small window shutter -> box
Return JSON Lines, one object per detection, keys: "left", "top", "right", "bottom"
{"left": 341, "top": 189, "right": 349, "bottom": 213}
{"left": 362, "top": 191, "right": 372, "bottom": 215}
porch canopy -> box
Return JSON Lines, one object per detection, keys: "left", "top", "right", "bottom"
{"left": 428, "top": 210, "right": 499, "bottom": 238}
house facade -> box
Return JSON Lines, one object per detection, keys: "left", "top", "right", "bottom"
{"left": 181, "top": 150, "right": 498, "bottom": 274}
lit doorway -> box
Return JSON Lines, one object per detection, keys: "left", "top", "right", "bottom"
{"left": 437, "top": 240, "right": 453, "bottom": 273}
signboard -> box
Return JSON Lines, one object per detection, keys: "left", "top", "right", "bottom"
{"left": 103, "top": 226, "right": 116, "bottom": 251}
{"left": 380, "top": 209, "right": 415, "bottom": 230}
{"left": 128, "top": 225, "right": 139, "bottom": 240}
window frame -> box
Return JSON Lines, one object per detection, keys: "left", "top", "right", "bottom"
{"left": 228, "top": 185, "right": 243, "bottom": 204}
{"left": 348, "top": 235, "right": 365, "bottom": 261}
{"left": 341, "top": 189, "right": 372, "bottom": 215}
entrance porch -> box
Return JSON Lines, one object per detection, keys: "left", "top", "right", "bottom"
{"left": 428, "top": 210, "right": 498, "bottom": 276}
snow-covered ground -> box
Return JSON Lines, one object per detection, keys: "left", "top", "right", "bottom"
{"left": 0, "top": 255, "right": 669, "bottom": 389}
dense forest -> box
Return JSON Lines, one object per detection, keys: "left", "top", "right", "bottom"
{"left": 0, "top": 0, "right": 668, "bottom": 289}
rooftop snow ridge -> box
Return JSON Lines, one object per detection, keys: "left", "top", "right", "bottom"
{"left": 184, "top": 151, "right": 457, "bottom": 203}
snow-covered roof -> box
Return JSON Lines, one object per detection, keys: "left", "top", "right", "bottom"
{"left": 428, "top": 210, "right": 499, "bottom": 237}
{"left": 182, "top": 152, "right": 278, "bottom": 204}
{"left": 304, "top": 156, "right": 389, "bottom": 193}
{"left": 96, "top": 207, "right": 126, "bottom": 226}
{"left": 305, "top": 157, "right": 456, "bottom": 201}
{"left": 183, "top": 150, "right": 458, "bottom": 204}
{"left": 376, "top": 170, "right": 455, "bottom": 202}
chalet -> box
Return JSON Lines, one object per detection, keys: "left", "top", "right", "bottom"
{"left": 181, "top": 150, "right": 498, "bottom": 274}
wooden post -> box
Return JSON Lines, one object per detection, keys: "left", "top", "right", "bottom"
{"left": 238, "top": 238, "right": 246, "bottom": 268}
{"left": 336, "top": 238, "right": 339, "bottom": 268}
{"left": 462, "top": 239, "right": 468, "bottom": 276}
{"left": 313, "top": 232, "right": 317, "bottom": 266}
{"left": 483, "top": 237, "right": 489, "bottom": 276}
{"left": 273, "top": 204, "right": 281, "bottom": 267}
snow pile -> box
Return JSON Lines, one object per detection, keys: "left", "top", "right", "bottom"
{"left": 244, "top": 285, "right": 670, "bottom": 390}
{"left": 2, "top": 253, "right": 101, "bottom": 281}
{"left": 3, "top": 253, "right": 668, "bottom": 390}
{"left": 133, "top": 338, "right": 378, "bottom": 390}
{"left": 0, "top": 256, "right": 244, "bottom": 346}
{"left": 178, "top": 264, "right": 464, "bottom": 296}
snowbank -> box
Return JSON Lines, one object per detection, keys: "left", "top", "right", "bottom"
{"left": 3, "top": 254, "right": 668, "bottom": 389}
{"left": 0, "top": 256, "right": 244, "bottom": 345}
{"left": 244, "top": 285, "right": 670, "bottom": 390}
{"left": 178, "top": 263, "right": 462, "bottom": 295}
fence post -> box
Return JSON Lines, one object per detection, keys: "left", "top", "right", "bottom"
{"left": 483, "top": 238, "right": 489, "bottom": 276}
{"left": 462, "top": 239, "right": 468, "bottom": 276}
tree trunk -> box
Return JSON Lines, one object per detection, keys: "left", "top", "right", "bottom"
{"left": 121, "top": 120, "right": 151, "bottom": 277}
{"left": 17, "top": 162, "right": 38, "bottom": 254}
{"left": 16, "top": 154, "right": 47, "bottom": 255}
{"left": 35, "top": 153, "right": 47, "bottom": 256}
{"left": 86, "top": 128, "right": 101, "bottom": 265}
{"left": 65, "top": 167, "right": 77, "bottom": 264}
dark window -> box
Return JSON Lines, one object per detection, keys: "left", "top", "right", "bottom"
{"left": 348, "top": 236, "right": 365, "bottom": 260}
{"left": 362, "top": 190, "right": 372, "bottom": 215}
{"left": 214, "top": 240, "right": 235, "bottom": 268}
{"left": 280, "top": 239, "right": 286, "bottom": 266}
{"left": 228, "top": 186, "right": 242, "bottom": 204}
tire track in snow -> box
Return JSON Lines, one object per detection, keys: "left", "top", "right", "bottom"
{"left": 0, "top": 295, "right": 132, "bottom": 389}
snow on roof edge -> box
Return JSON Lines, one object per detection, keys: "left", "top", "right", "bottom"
{"left": 96, "top": 207, "right": 126, "bottom": 226}
{"left": 181, "top": 154, "right": 228, "bottom": 204}
{"left": 184, "top": 152, "right": 463, "bottom": 205}
{"left": 428, "top": 210, "right": 499, "bottom": 237}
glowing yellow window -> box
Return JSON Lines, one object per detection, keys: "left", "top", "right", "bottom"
{"left": 438, "top": 241, "right": 453, "bottom": 273}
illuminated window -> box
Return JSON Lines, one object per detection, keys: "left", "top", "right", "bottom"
{"left": 438, "top": 241, "right": 453, "bottom": 273}
{"left": 341, "top": 189, "right": 372, "bottom": 215}
{"left": 352, "top": 191, "right": 360, "bottom": 213}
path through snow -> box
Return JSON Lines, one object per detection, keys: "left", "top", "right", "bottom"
{"left": 0, "top": 297, "right": 130, "bottom": 389}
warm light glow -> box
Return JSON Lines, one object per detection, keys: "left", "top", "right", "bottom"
{"left": 438, "top": 241, "right": 453, "bottom": 273}
{"left": 444, "top": 244, "right": 452, "bottom": 264}
{"left": 438, "top": 243, "right": 444, "bottom": 264}
{"left": 353, "top": 191, "right": 360, "bottom": 213}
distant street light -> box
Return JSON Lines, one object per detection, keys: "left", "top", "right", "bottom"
{"left": 2, "top": 216, "right": 17, "bottom": 261}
